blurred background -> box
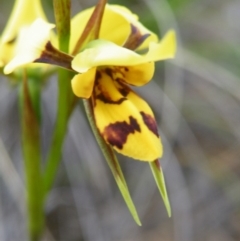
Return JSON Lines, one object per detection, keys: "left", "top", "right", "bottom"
{"left": 1, "top": 0, "right": 240, "bottom": 240}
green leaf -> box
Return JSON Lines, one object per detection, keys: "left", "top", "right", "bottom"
{"left": 149, "top": 160, "right": 171, "bottom": 217}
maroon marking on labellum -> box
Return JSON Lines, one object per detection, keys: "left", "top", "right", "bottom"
{"left": 118, "top": 86, "right": 129, "bottom": 97}
{"left": 96, "top": 93, "right": 127, "bottom": 104}
{"left": 96, "top": 70, "right": 102, "bottom": 80}
{"left": 103, "top": 116, "right": 141, "bottom": 149}
{"left": 105, "top": 68, "right": 114, "bottom": 79}
{"left": 94, "top": 75, "right": 128, "bottom": 105}
{"left": 116, "top": 80, "right": 130, "bottom": 97}
{"left": 140, "top": 111, "right": 159, "bottom": 137}
{"left": 114, "top": 79, "right": 131, "bottom": 97}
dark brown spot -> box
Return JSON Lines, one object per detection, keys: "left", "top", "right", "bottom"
{"left": 140, "top": 111, "right": 159, "bottom": 137}
{"left": 93, "top": 76, "right": 128, "bottom": 105}
{"left": 35, "top": 41, "right": 73, "bottom": 70}
{"left": 118, "top": 87, "right": 129, "bottom": 97}
{"left": 154, "top": 159, "right": 161, "bottom": 169}
{"left": 123, "top": 24, "right": 151, "bottom": 50}
{"left": 6, "top": 37, "right": 16, "bottom": 45}
{"left": 96, "top": 93, "right": 127, "bottom": 104}
{"left": 105, "top": 68, "right": 113, "bottom": 78}
{"left": 96, "top": 70, "right": 102, "bottom": 80}
{"left": 103, "top": 116, "right": 141, "bottom": 149}
{"left": 115, "top": 79, "right": 130, "bottom": 97}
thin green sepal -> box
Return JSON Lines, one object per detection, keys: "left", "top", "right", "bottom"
{"left": 149, "top": 160, "right": 171, "bottom": 217}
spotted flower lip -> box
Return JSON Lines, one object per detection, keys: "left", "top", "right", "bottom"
{"left": 90, "top": 69, "right": 163, "bottom": 161}
{"left": 0, "top": 0, "right": 48, "bottom": 67}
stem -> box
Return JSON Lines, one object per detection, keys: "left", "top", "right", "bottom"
{"left": 53, "top": 0, "right": 71, "bottom": 53}
{"left": 20, "top": 72, "right": 44, "bottom": 241}
{"left": 43, "top": 69, "right": 74, "bottom": 195}
{"left": 43, "top": 0, "right": 74, "bottom": 196}
{"left": 43, "top": 0, "right": 107, "bottom": 195}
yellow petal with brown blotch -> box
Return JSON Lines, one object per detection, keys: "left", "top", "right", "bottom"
{"left": 93, "top": 70, "right": 162, "bottom": 161}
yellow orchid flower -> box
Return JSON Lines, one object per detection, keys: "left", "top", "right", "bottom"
{"left": 4, "top": 4, "right": 176, "bottom": 162}
{"left": 0, "top": 0, "right": 48, "bottom": 68}
{"left": 71, "top": 31, "right": 176, "bottom": 161}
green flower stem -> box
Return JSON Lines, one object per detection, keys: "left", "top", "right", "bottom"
{"left": 43, "top": 0, "right": 74, "bottom": 196}
{"left": 20, "top": 72, "right": 44, "bottom": 241}
{"left": 83, "top": 99, "right": 141, "bottom": 226}
{"left": 53, "top": 0, "right": 71, "bottom": 52}
{"left": 43, "top": 69, "right": 74, "bottom": 195}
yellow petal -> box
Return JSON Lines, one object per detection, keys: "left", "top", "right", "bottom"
{"left": 71, "top": 67, "right": 96, "bottom": 98}
{"left": 110, "top": 5, "right": 158, "bottom": 50}
{"left": 111, "top": 62, "right": 155, "bottom": 86}
{"left": 102, "top": 5, "right": 158, "bottom": 49}
{"left": 0, "top": 0, "right": 47, "bottom": 66}
{"left": 145, "top": 30, "right": 177, "bottom": 62}
{"left": 93, "top": 70, "right": 162, "bottom": 161}
{"left": 70, "top": 4, "right": 158, "bottom": 53}
{"left": 72, "top": 30, "right": 176, "bottom": 73}
{"left": 0, "top": 39, "right": 13, "bottom": 68}
{"left": 4, "top": 18, "right": 55, "bottom": 74}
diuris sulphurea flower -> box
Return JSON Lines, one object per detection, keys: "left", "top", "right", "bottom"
{"left": 4, "top": 4, "right": 176, "bottom": 162}
{"left": 71, "top": 31, "right": 175, "bottom": 161}
{"left": 0, "top": 0, "right": 48, "bottom": 68}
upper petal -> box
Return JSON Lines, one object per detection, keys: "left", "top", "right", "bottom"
{"left": 72, "top": 30, "right": 176, "bottom": 73}
{"left": 111, "top": 5, "right": 158, "bottom": 50}
{"left": 70, "top": 4, "right": 158, "bottom": 53}
{"left": 93, "top": 70, "right": 162, "bottom": 161}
